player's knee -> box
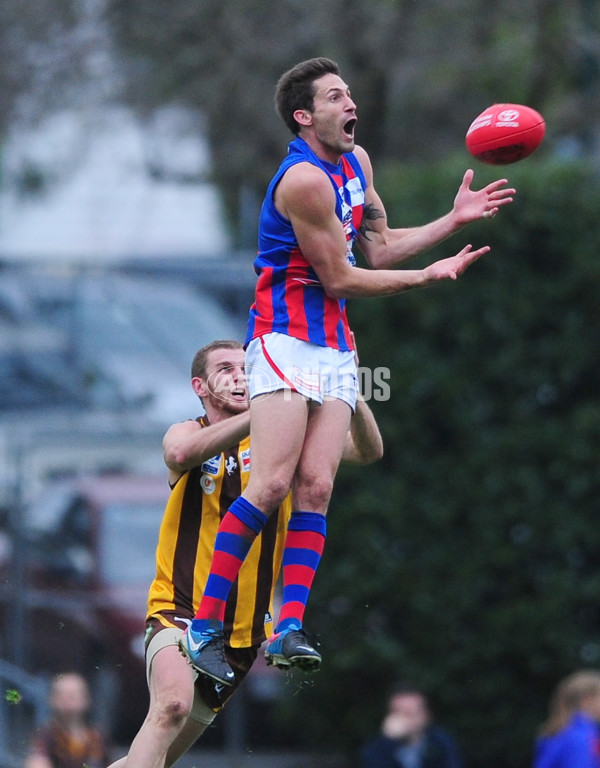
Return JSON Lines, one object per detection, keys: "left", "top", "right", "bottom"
{"left": 294, "top": 473, "right": 334, "bottom": 511}
{"left": 150, "top": 695, "right": 192, "bottom": 731}
{"left": 256, "top": 473, "right": 293, "bottom": 510}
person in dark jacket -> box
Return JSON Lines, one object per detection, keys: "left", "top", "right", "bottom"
{"left": 360, "top": 683, "right": 464, "bottom": 768}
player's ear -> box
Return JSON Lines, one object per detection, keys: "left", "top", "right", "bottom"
{"left": 192, "top": 376, "right": 208, "bottom": 398}
{"left": 293, "top": 108, "right": 313, "bottom": 128}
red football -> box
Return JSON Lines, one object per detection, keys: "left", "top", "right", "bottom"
{"left": 465, "top": 103, "right": 546, "bottom": 165}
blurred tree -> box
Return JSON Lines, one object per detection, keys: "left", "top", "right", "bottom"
{"left": 104, "top": 0, "right": 600, "bottom": 240}
{"left": 0, "top": 0, "right": 124, "bottom": 194}
{"left": 0, "top": 1, "right": 69, "bottom": 149}
{"left": 2, "top": 0, "right": 599, "bottom": 232}
{"left": 0, "top": 0, "right": 115, "bottom": 131}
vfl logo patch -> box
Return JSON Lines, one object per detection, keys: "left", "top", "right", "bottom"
{"left": 201, "top": 455, "right": 221, "bottom": 475}
{"left": 340, "top": 200, "right": 353, "bottom": 235}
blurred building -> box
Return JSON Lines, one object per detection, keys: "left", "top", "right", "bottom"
{"left": 0, "top": 105, "right": 230, "bottom": 261}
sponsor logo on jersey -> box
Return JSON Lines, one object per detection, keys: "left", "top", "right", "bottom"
{"left": 241, "top": 449, "right": 251, "bottom": 472}
{"left": 346, "top": 176, "right": 365, "bottom": 206}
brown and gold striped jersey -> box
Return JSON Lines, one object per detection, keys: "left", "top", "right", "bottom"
{"left": 147, "top": 422, "right": 291, "bottom": 648}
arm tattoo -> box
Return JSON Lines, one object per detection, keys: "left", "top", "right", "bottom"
{"left": 359, "top": 203, "right": 385, "bottom": 240}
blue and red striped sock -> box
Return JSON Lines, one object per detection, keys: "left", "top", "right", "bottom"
{"left": 276, "top": 510, "right": 327, "bottom": 634}
{"left": 192, "top": 497, "right": 267, "bottom": 631}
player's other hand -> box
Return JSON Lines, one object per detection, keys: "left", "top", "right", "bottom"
{"left": 424, "top": 243, "right": 490, "bottom": 283}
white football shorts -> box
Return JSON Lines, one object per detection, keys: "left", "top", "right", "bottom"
{"left": 245, "top": 332, "right": 358, "bottom": 411}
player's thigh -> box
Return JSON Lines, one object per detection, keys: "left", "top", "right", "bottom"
{"left": 293, "top": 398, "right": 352, "bottom": 510}
{"left": 303, "top": 397, "right": 353, "bottom": 471}
{"left": 244, "top": 390, "right": 309, "bottom": 505}
{"left": 148, "top": 643, "right": 196, "bottom": 715}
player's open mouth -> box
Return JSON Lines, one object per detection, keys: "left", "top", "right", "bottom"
{"left": 343, "top": 118, "right": 357, "bottom": 138}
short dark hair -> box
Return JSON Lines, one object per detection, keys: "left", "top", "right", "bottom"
{"left": 191, "top": 340, "right": 243, "bottom": 379}
{"left": 275, "top": 57, "right": 341, "bottom": 135}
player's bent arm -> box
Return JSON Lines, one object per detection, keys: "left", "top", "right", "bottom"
{"left": 281, "top": 165, "right": 480, "bottom": 298}
{"left": 341, "top": 396, "right": 384, "bottom": 465}
{"left": 354, "top": 146, "right": 464, "bottom": 269}
{"left": 353, "top": 146, "right": 514, "bottom": 270}
{"left": 358, "top": 185, "right": 461, "bottom": 270}
{"left": 163, "top": 411, "right": 251, "bottom": 473}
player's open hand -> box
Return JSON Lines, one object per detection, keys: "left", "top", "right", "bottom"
{"left": 424, "top": 243, "right": 490, "bottom": 283}
{"left": 453, "top": 169, "right": 516, "bottom": 224}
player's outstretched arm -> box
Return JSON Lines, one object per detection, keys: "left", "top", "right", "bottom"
{"left": 281, "top": 161, "right": 490, "bottom": 298}
{"left": 341, "top": 396, "right": 384, "bottom": 465}
{"left": 340, "top": 335, "right": 383, "bottom": 466}
{"left": 353, "top": 146, "right": 514, "bottom": 270}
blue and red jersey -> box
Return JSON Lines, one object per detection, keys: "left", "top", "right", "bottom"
{"left": 245, "top": 137, "right": 367, "bottom": 351}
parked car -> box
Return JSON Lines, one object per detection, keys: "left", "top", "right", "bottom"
{"left": 0, "top": 473, "right": 169, "bottom": 742}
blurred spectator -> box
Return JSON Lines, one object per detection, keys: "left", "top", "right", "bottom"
{"left": 360, "top": 682, "right": 464, "bottom": 768}
{"left": 24, "top": 672, "right": 110, "bottom": 768}
{"left": 533, "top": 669, "right": 600, "bottom": 768}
